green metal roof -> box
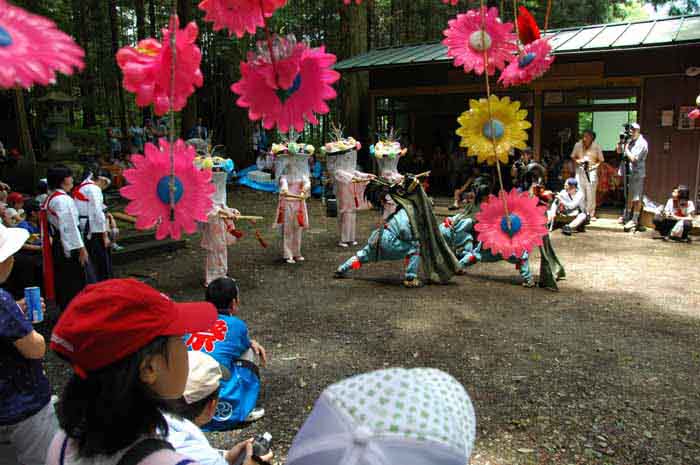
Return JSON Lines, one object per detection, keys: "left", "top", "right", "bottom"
{"left": 336, "top": 14, "right": 700, "bottom": 71}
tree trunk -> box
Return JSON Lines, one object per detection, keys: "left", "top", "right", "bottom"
{"left": 149, "top": 0, "right": 157, "bottom": 37}
{"left": 338, "top": 2, "right": 369, "bottom": 140}
{"left": 135, "top": 0, "right": 147, "bottom": 40}
{"left": 108, "top": 0, "right": 129, "bottom": 141}
{"left": 72, "top": 0, "right": 96, "bottom": 127}
{"left": 177, "top": 0, "right": 197, "bottom": 139}
{"left": 135, "top": 0, "right": 150, "bottom": 125}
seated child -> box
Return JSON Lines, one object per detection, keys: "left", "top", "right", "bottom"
{"left": 184, "top": 277, "right": 267, "bottom": 430}
{"left": 164, "top": 351, "right": 273, "bottom": 465}
{"left": 46, "top": 279, "right": 218, "bottom": 465}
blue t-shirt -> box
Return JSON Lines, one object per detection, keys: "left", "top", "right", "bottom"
{"left": 16, "top": 221, "right": 39, "bottom": 235}
{"left": 184, "top": 312, "right": 257, "bottom": 429}
{"left": 0, "top": 289, "right": 50, "bottom": 425}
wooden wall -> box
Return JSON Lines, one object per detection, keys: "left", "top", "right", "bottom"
{"left": 642, "top": 76, "right": 700, "bottom": 202}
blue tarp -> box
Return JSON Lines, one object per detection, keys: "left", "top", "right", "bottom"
{"left": 236, "top": 164, "right": 323, "bottom": 196}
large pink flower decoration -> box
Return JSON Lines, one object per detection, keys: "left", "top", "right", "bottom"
{"left": 198, "top": 0, "right": 287, "bottom": 38}
{"left": 689, "top": 108, "right": 700, "bottom": 120}
{"left": 121, "top": 139, "right": 214, "bottom": 241}
{"left": 231, "top": 37, "right": 340, "bottom": 133}
{"left": 117, "top": 16, "right": 203, "bottom": 116}
{"left": 442, "top": 7, "right": 517, "bottom": 75}
{"left": 0, "top": 0, "right": 84, "bottom": 89}
{"left": 499, "top": 38, "right": 554, "bottom": 87}
{"left": 475, "top": 189, "right": 547, "bottom": 258}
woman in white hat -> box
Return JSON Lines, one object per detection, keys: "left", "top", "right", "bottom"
{"left": 0, "top": 222, "right": 56, "bottom": 465}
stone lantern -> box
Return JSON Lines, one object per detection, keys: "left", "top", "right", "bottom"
{"left": 38, "top": 91, "right": 76, "bottom": 160}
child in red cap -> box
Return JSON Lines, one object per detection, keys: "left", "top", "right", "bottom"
{"left": 45, "top": 279, "right": 258, "bottom": 465}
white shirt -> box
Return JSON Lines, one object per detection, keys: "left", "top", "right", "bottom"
{"left": 74, "top": 181, "right": 107, "bottom": 236}
{"left": 45, "top": 189, "right": 84, "bottom": 257}
{"left": 163, "top": 414, "right": 227, "bottom": 465}
{"left": 557, "top": 189, "right": 586, "bottom": 215}
{"left": 571, "top": 141, "right": 603, "bottom": 183}
{"left": 663, "top": 199, "right": 696, "bottom": 217}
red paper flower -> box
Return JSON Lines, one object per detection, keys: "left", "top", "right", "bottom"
{"left": 117, "top": 16, "right": 203, "bottom": 116}
{"left": 689, "top": 108, "right": 700, "bottom": 120}
{"left": 475, "top": 189, "right": 547, "bottom": 258}
{"left": 0, "top": 0, "right": 84, "bottom": 89}
{"left": 442, "top": 6, "right": 517, "bottom": 76}
{"left": 231, "top": 35, "right": 340, "bottom": 133}
{"left": 120, "top": 139, "right": 214, "bottom": 240}
{"left": 198, "top": 0, "right": 287, "bottom": 38}
{"left": 498, "top": 38, "right": 554, "bottom": 87}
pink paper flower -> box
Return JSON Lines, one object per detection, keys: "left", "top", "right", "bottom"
{"left": 475, "top": 189, "right": 547, "bottom": 258}
{"left": 442, "top": 0, "right": 459, "bottom": 5}
{"left": 121, "top": 139, "right": 214, "bottom": 241}
{"left": 689, "top": 108, "right": 700, "bottom": 120}
{"left": 442, "top": 6, "right": 517, "bottom": 75}
{"left": 343, "top": 0, "right": 362, "bottom": 4}
{"left": 499, "top": 38, "right": 554, "bottom": 87}
{"left": 198, "top": 0, "right": 287, "bottom": 38}
{"left": 231, "top": 36, "right": 340, "bottom": 133}
{"left": 117, "top": 16, "right": 203, "bottom": 116}
{"left": 0, "top": 0, "right": 84, "bottom": 89}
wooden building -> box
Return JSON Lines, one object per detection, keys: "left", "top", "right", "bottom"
{"left": 336, "top": 14, "right": 700, "bottom": 202}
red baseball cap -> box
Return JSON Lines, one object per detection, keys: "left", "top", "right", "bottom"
{"left": 50, "top": 279, "right": 217, "bottom": 376}
{"left": 7, "top": 192, "right": 23, "bottom": 205}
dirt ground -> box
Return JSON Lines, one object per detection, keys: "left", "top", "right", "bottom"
{"left": 41, "top": 186, "right": 700, "bottom": 465}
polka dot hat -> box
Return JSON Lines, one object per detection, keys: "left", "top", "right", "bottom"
{"left": 286, "top": 368, "right": 476, "bottom": 465}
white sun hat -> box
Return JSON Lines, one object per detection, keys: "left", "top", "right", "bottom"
{"left": 0, "top": 223, "right": 29, "bottom": 262}
{"left": 286, "top": 368, "right": 476, "bottom": 465}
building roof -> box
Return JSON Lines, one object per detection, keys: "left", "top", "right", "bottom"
{"left": 336, "top": 14, "right": 700, "bottom": 71}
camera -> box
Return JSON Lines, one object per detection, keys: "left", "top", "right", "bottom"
{"left": 231, "top": 432, "right": 273, "bottom": 465}
{"left": 619, "top": 123, "right": 632, "bottom": 145}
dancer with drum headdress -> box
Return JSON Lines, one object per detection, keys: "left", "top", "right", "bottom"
{"left": 273, "top": 139, "right": 313, "bottom": 264}
{"left": 195, "top": 152, "right": 238, "bottom": 286}
{"left": 321, "top": 126, "right": 375, "bottom": 247}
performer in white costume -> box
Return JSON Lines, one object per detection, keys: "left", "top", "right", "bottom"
{"left": 322, "top": 130, "right": 375, "bottom": 247}
{"left": 273, "top": 141, "right": 312, "bottom": 264}
{"left": 196, "top": 155, "right": 239, "bottom": 285}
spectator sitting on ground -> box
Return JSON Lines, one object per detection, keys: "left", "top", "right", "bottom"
{"left": 554, "top": 178, "right": 588, "bottom": 236}
{"left": 184, "top": 277, "right": 267, "bottom": 429}
{"left": 654, "top": 184, "right": 696, "bottom": 242}
{"left": 35, "top": 179, "right": 48, "bottom": 206}
{"left": 46, "top": 279, "right": 218, "bottom": 465}
{"left": 284, "top": 368, "right": 476, "bottom": 465}
{"left": 450, "top": 165, "right": 482, "bottom": 210}
{"left": 0, "top": 222, "right": 56, "bottom": 465}
{"left": 4, "top": 208, "right": 21, "bottom": 227}
{"left": 7, "top": 192, "right": 24, "bottom": 211}
{"left": 17, "top": 200, "right": 41, "bottom": 252}
{"left": 164, "top": 351, "right": 273, "bottom": 465}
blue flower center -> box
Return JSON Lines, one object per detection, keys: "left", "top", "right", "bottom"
{"left": 0, "top": 26, "right": 12, "bottom": 47}
{"left": 156, "top": 176, "right": 184, "bottom": 204}
{"left": 500, "top": 213, "right": 522, "bottom": 237}
{"left": 518, "top": 52, "right": 537, "bottom": 68}
{"left": 276, "top": 74, "right": 302, "bottom": 103}
{"left": 482, "top": 119, "right": 505, "bottom": 140}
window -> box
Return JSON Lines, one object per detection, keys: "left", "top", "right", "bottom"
{"left": 578, "top": 110, "right": 638, "bottom": 151}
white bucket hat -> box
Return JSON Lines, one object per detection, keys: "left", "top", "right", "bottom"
{"left": 0, "top": 223, "right": 29, "bottom": 262}
{"left": 286, "top": 368, "right": 476, "bottom": 465}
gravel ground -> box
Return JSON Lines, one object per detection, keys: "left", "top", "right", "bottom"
{"left": 40, "top": 186, "right": 700, "bottom": 465}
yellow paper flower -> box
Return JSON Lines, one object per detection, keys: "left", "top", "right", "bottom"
{"left": 456, "top": 95, "right": 531, "bottom": 165}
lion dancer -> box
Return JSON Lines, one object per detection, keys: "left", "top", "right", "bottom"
{"left": 323, "top": 132, "right": 375, "bottom": 247}
{"left": 440, "top": 175, "right": 535, "bottom": 287}
{"left": 200, "top": 160, "right": 240, "bottom": 285}
{"left": 335, "top": 176, "right": 459, "bottom": 287}
{"left": 273, "top": 141, "right": 312, "bottom": 264}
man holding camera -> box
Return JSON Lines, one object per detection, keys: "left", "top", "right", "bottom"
{"left": 616, "top": 123, "right": 648, "bottom": 232}
{"left": 571, "top": 130, "right": 604, "bottom": 220}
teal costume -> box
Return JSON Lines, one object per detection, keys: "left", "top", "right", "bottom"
{"left": 439, "top": 208, "right": 533, "bottom": 285}
{"left": 335, "top": 176, "right": 459, "bottom": 286}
